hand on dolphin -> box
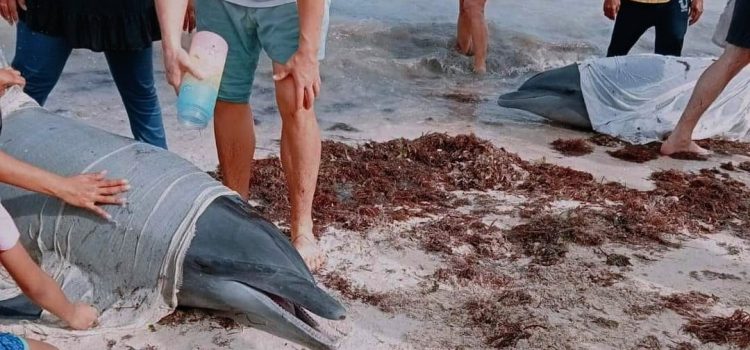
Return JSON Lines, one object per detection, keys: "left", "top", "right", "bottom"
{"left": 0, "top": 67, "right": 25, "bottom": 96}
{"left": 54, "top": 171, "right": 130, "bottom": 220}
{"left": 0, "top": 151, "right": 129, "bottom": 220}
{"left": 63, "top": 303, "right": 99, "bottom": 330}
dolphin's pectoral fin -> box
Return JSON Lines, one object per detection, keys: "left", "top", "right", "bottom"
{"left": 0, "top": 294, "right": 43, "bottom": 320}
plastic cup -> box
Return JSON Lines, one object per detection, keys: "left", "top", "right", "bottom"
{"left": 177, "top": 31, "right": 228, "bottom": 129}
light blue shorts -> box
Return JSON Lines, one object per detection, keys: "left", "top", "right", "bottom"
{"left": 196, "top": 0, "right": 331, "bottom": 103}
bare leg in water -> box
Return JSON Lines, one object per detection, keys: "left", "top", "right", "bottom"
{"left": 456, "top": 0, "right": 489, "bottom": 73}
{"left": 661, "top": 44, "right": 750, "bottom": 155}
{"left": 273, "top": 62, "right": 325, "bottom": 271}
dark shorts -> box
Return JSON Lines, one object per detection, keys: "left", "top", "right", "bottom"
{"left": 727, "top": 0, "right": 750, "bottom": 48}
{"left": 607, "top": 0, "right": 691, "bottom": 57}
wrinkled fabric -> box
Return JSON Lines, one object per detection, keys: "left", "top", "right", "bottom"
{"left": 579, "top": 54, "right": 750, "bottom": 144}
{"left": 0, "top": 106, "right": 232, "bottom": 331}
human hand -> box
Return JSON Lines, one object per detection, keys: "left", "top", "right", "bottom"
{"left": 183, "top": 0, "right": 196, "bottom": 32}
{"left": 689, "top": 0, "right": 703, "bottom": 25}
{"left": 603, "top": 0, "right": 620, "bottom": 20}
{"left": 0, "top": 67, "right": 25, "bottom": 96}
{"left": 64, "top": 303, "right": 98, "bottom": 330}
{"left": 162, "top": 47, "right": 204, "bottom": 94}
{"left": 54, "top": 171, "right": 129, "bottom": 220}
{"left": 0, "top": 0, "right": 25, "bottom": 25}
{"left": 273, "top": 50, "right": 321, "bottom": 111}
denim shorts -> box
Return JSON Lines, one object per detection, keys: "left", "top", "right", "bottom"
{"left": 196, "top": 0, "right": 331, "bottom": 103}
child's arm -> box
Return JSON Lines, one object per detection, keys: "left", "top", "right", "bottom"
{"left": 0, "top": 244, "right": 97, "bottom": 329}
{"left": 0, "top": 151, "right": 129, "bottom": 220}
{"left": 26, "top": 338, "right": 59, "bottom": 350}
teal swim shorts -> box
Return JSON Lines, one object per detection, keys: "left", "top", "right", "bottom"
{"left": 196, "top": 0, "right": 331, "bottom": 103}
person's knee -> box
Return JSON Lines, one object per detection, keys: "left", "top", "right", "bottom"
{"left": 721, "top": 45, "right": 750, "bottom": 72}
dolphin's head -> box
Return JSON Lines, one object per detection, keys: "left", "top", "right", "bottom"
{"left": 498, "top": 63, "right": 592, "bottom": 130}
{"left": 179, "top": 196, "right": 345, "bottom": 350}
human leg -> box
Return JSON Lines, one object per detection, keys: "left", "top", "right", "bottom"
{"left": 661, "top": 45, "right": 750, "bottom": 155}
{"left": 606, "top": 0, "right": 653, "bottom": 57}
{"left": 104, "top": 47, "right": 167, "bottom": 148}
{"left": 195, "top": 0, "right": 262, "bottom": 199}
{"left": 456, "top": 0, "right": 473, "bottom": 55}
{"left": 273, "top": 62, "right": 323, "bottom": 270}
{"left": 11, "top": 21, "right": 71, "bottom": 105}
{"left": 258, "top": 3, "right": 326, "bottom": 269}
{"left": 654, "top": 0, "right": 689, "bottom": 56}
{"left": 462, "top": 0, "right": 488, "bottom": 73}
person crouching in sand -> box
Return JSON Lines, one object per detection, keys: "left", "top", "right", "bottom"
{"left": 0, "top": 68, "right": 130, "bottom": 349}
{"left": 661, "top": 0, "right": 750, "bottom": 155}
{"left": 456, "top": 0, "right": 489, "bottom": 74}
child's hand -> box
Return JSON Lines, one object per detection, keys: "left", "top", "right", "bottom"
{"left": 0, "top": 67, "right": 25, "bottom": 96}
{"left": 65, "top": 303, "right": 98, "bottom": 330}
{"left": 54, "top": 171, "right": 130, "bottom": 220}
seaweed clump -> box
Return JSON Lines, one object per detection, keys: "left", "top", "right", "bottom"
{"left": 321, "top": 272, "right": 392, "bottom": 312}
{"left": 607, "top": 144, "right": 660, "bottom": 163}
{"left": 662, "top": 292, "right": 718, "bottom": 318}
{"left": 589, "top": 134, "right": 626, "bottom": 147}
{"left": 249, "top": 134, "right": 524, "bottom": 233}
{"left": 550, "top": 138, "right": 594, "bottom": 156}
{"left": 696, "top": 139, "right": 750, "bottom": 156}
{"left": 683, "top": 309, "right": 750, "bottom": 348}
{"left": 464, "top": 295, "right": 545, "bottom": 348}
{"left": 413, "top": 214, "right": 503, "bottom": 259}
{"left": 506, "top": 209, "right": 609, "bottom": 265}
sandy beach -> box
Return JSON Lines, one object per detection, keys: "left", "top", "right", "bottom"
{"left": 1, "top": 1, "right": 749, "bottom": 349}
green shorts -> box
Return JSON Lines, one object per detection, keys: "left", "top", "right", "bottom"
{"left": 196, "top": 0, "right": 330, "bottom": 103}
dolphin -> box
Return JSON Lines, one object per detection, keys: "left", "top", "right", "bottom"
{"left": 0, "top": 194, "right": 345, "bottom": 349}
{"left": 497, "top": 63, "right": 592, "bottom": 130}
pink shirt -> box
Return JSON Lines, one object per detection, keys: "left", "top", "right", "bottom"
{"left": 0, "top": 202, "right": 20, "bottom": 251}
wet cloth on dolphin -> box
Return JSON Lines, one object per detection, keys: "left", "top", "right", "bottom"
{"left": 0, "top": 106, "right": 233, "bottom": 332}
{"left": 579, "top": 54, "right": 750, "bottom": 144}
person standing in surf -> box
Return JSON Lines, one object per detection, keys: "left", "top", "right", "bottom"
{"left": 456, "top": 0, "right": 489, "bottom": 74}
{"left": 0, "top": 0, "right": 196, "bottom": 149}
{"left": 661, "top": 0, "right": 750, "bottom": 155}
{"left": 603, "top": 0, "right": 703, "bottom": 57}
{"left": 0, "top": 67, "right": 129, "bottom": 350}
{"left": 155, "top": 0, "right": 330, "bottom": 270}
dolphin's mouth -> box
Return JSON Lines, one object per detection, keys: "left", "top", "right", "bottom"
{"left": 266, "top": 292, "right": 320, "bottom": 330}
{"left": 233, "top": 286, "right": 337, "bottom": 350}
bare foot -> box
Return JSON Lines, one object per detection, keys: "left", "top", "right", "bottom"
{"left": 473, "top": 62, "right": 487, "bottom": 74}
{"left": 292, "top": 234, "right": 326, "bottom": 272}
{"left": 660, "top": 138, "right": 712, "bottom": 156}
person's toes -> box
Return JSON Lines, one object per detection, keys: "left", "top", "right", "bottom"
{"left": 293, "top": 235, "right": 326, "bottom": 271}
{"left": 688, "top": 141, "right": 712, "bottom": 155}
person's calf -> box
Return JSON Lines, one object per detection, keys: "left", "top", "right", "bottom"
{"left": 213, "top": 101, "right": 256, "bottom": 200}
